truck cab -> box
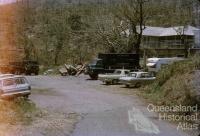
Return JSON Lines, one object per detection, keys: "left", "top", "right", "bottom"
{"left": 86, "top": 59, "right": 104, "bottom": 79}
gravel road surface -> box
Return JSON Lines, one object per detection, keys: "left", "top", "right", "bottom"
{"left": 26, "top": 75, "right": 197, "bottom": 136}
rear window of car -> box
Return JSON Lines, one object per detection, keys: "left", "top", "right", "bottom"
{"left": 3, "top": 79, "right": 15, "bottom": 86}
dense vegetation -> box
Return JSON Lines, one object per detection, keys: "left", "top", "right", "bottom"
{"left": 9, "top": 0, "right": 199, "bottom": 66}
{"left": 142, "top": 55, "right": 200, "bottom": 108}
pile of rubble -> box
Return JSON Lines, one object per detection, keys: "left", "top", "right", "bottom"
{"left": 59, "top": 64, "right": 86, "bottom": 76}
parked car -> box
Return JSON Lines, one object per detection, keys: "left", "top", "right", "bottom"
{"left": 0, "top": 75, "right": 31, "bottom": 99}
{"left": 98, "top": 69, "right": 130, "bottom": 85}
{"left": 119, "top": 72, "right": 156, "bottom": 88}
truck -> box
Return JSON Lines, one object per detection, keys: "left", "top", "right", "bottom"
{"left": 86, "top": 53, "right": 140, "bottom": 79}
{"left": 0, "top": 60, "right": 39, "bottom": 75}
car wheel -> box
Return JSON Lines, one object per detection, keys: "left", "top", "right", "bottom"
{"left": 105, "top": 81, "right": 111, "bottom": 85}
{"left": 125, "top": 84, "right": 130, "bottom": 88}
{"left": 135, "top": 82, "right": 141, "bottom": 88}
{"left": 112, "top": 79, "right": 118, "bottom": 85}
{"left": 24, "top": 95, "right": 29, "bottom": 99}
{"left": 89, "top": 74, "right": 98, "bottom": 80}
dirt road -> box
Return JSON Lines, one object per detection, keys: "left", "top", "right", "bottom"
{"left": 26, "top": 75, "right": 196, "bottom": 136}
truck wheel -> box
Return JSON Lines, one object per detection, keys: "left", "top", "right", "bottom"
{"left": 89, "top": 74, "right": 98, "bottom": 80}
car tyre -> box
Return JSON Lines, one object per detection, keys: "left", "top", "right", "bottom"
{"left": 89, "top": 74, "right": 98, "bottom": 80}
{"left": 23, "top": 94, "right": 30, "bottom": 99}
{"left": 112, "top": 79, "right": 118, "bottom": 85}
{"left": 105, "top": 81, "right": 111, "bottom": 85}
{"left": 135, "top": 82, "right": 141, "bottom": 88}
{"left": 125, "top": 84, "right": 130, "bottom": 88}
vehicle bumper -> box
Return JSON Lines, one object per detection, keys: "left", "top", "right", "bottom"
{"left": 1, "top": 90, "right": 31, "bottom": 98}
{"left": 99, "top": 77, "right": 112, "bottom": 82}
{"left": 119, "top": 80, "right": 133, "bottom": 85}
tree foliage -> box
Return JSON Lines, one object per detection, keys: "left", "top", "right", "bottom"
{"left": 12, "top": 0, "right": 196, "bottom": 66}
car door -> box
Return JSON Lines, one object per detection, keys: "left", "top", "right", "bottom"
{"left": 142, "top": 73, "right": 154, "bottom": 84}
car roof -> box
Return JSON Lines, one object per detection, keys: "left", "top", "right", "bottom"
{"left": 0, "top": 74, "right": 14, "bottom": 78}
{"left": 130, "top": 72, "right": 149, "bottom": 74}
{"left": 115, "top": 69, "right": 130, "bottom": 71}
{"left": 0, "top": 75, "right": 25, "bottom": 80}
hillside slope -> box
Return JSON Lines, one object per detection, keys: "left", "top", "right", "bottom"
{"left": 143, "top": 55, "right": 200, "bottom": 107}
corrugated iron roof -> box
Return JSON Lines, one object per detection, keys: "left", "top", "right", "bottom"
{"left": 141, "top": 25, "right": 199, "bottom": 37}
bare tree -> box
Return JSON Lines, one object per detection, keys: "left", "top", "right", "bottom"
{"left": 116, "top": 0, "right": 149, "bottom": 54}
{"left": 173, "top": 26, "right": 189, "bottom": 58}
{"left": 172, "top": 1, "right": 193, "bottom": 58}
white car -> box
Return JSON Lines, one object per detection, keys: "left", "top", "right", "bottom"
{"left": 0, "top": 75, "right": 31, "bottom": 99}
{"left": 119, "top": 72, "right": 156, "bottom": 88}
{"left": 98, "top": 69, "right": 130, "bottom": 85}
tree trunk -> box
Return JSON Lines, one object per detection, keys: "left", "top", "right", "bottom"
{"left": 181, "top": 36, "right": 188, "bottom": 58}
{"left": 54, "top": 50, "right": 60, "bottom": 65}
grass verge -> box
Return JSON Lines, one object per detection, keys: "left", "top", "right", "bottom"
{"left": 0, "top": 98, "right": 40, "bottom": 125}
{"left": 141, "top": 55, "right": 200, "bottom": 107}
{"left": 140, "top": 55, "right": 200, "bottom": 131}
